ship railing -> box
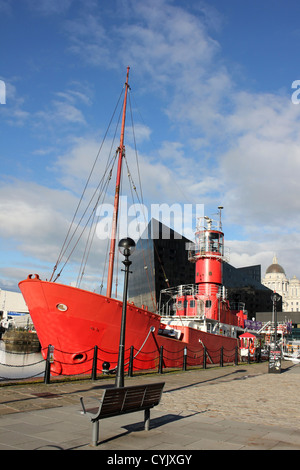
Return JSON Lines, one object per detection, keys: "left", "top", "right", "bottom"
{"left": 258, "top": 321, "right": 289, "bottom": 336}
{"left": 158, "top": 284, "right": 197, "bottom": 316}
{"left": 158, "top": 283, "right": 228, "bottom": 316}
{"left": 160, "top": 284, "right": 196, "bottom": 298}
{"left": 160, "top": 283, "right": 219, "bottom": 298}
{"left": 186, "top": 243, "right": 230, "bottom": 263}
{"left": 257, "top": 321, "right": 271, "bottom": 334}
{"left": 160, "top": 313, "right": 206, "bottom": 321}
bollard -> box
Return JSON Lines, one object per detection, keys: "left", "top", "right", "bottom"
{"left": 91, "top": 345, "right": 98, "bottom": 380}
{"left": 220, "top": 346, "right": 224, "bottom": 367}
{"left": 128, "top": 345, "right": 134, "bottom": 377}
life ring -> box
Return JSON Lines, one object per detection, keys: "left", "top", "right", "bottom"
{"left": 249, "top": 344, "right": 255, "bottom": 355}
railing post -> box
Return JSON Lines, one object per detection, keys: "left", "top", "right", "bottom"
{"left": 235, "top": 346, "right": 238, "bottom": 366}
{"left": 247, "top": 348, "right": 251, "bottom": 364}
{"left": 183, "top": 347, "right": 187, "bottom": 371}
{"left": 158, "top": 346, "right": 164, "bottom": 374}
{"left": 203, "top": 346, "right": 207, "bottom": 369}
{"left": 256, "top": 347, "right": 261, "bottom": 363}
{"left": 220, "top": 346, "right": 224, "bottom": 367}
{"left": 128, "top": 345, "right": 134, "bottom": 377}
{"left": 44, "top": 345, "right": 51, "bottom": 384}
{"left": 91, "top": 345, "right": 98, "bottom": 380}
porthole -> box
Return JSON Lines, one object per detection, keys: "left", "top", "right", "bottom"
{"left": 72, "top": 352, "right": 87, "bottom": 363}
{"left": 56, "top": 303, "right": 68, "bottom": 312}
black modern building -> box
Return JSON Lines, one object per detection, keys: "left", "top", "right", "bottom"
{"left": 128, "top": 219, "right": 276, "bottom": 317}
{"left": 223, "top": 263, "right": 281, "bottom": 317}
{"left": 128, "top": 219, "right": 194, "bottom": 311}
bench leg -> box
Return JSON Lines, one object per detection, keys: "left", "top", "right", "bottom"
{"left": 91, "top": 420, "right": 99, "bottom": 446}
{"left": 144, "top": 408, "right": 150, "bottom": 431}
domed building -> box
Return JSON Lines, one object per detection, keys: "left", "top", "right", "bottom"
{"left": 262, "top": 255, "right": 300, "bottom": 312}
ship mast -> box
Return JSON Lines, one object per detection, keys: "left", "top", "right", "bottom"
{"left": 106, "top": 66, "right": 130, "bottom": 298}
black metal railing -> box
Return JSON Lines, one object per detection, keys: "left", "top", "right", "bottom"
{"left": 0, "top": 343, "right": 267, "bottom": 384}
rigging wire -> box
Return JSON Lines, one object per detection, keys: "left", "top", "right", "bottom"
{"left": 52, "top": 150, "right": 118, "bottom": 282}
{"left": 76, "top": 162, "right": 115, "bottom": 288}
{"left": 76, "top": 99, "right": 125, "bottom": 288}
{"left": 49, "top": 86, "right": 125, "bottom": 282}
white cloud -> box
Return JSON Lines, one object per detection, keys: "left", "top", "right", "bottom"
{"left": 0, "top": 180, "right": 75, "bottom": 257}
{"left": 35, "top": 85, "right": 91, "bottom": 129}
{"left": 0, "top": 178, "right": 111, "bottom": 289}
{"left": 26, "top": 0, "right": 74, "bottom": 15}
{"left": 0, "top": 80, "right": 30, "bottom": 126}
{"left": 219, "top": 93, "right": 300, "bottom": 232}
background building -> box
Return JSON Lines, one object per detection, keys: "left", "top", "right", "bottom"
{"left": 128, "top": 219, "right": 194, "bottom": 311}
{"left": 261, "top": 255, "right": 300, "bottom": 312}
{"left": 0, "top": 288, "right": 30, "bottom": 328}
{"left": 223, "top": 263, "right": 279, "bottom": 317}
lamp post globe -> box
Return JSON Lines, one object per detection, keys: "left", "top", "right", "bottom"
{"left": 118, "top": 237, "right": 136, "bottom": 257}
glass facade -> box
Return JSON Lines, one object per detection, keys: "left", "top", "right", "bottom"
{"left": 128, "top": 219, "right": 194, "bottom": 310}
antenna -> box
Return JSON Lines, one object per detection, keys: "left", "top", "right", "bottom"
{"left": 218, "top": 206, "right": 223, "bottom": 231}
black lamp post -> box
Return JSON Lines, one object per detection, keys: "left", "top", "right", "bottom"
{"left": 268, "top": 292, "right": 281, "bottom": 374}
{"left": 271, "top": 292, "right": 280, "bottom": 347}
{"left": 115, "top": 237, "right": 136, "bottom": 388}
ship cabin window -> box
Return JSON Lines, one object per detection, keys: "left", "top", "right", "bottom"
{"left": 176, "top": 299, "right": 187, "bottom": 312}
{"left": 189, "top": 299, "right": 196, "bottom": 314}
{"left": 207, "top": 232, "right": 224, "bottom": 254}
{"left": 197, "top": 231, "right": 224, "bottom": 254}
{"left": 205, "top": 300, "right": 212, "bottom": 308}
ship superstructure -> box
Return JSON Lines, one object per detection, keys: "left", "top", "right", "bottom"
{"left": 158, "top": 209, "right": 247, "bottom": 341}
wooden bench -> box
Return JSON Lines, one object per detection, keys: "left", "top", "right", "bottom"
{"left": 80, "top": 382, "right": 165, "bottom": 446}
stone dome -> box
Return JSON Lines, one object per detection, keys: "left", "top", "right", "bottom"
{"left": 265, "top": 255, "right": 285, "bottom": 275}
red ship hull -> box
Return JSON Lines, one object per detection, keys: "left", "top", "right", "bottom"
{"left": 19, "top": 275, "right": 238, "bottom": 376}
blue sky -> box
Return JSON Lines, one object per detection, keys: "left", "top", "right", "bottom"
{"left": 1, "top": 0, "right": 300, "bottom": 294}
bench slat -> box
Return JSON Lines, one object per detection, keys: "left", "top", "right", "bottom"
{"left": 80, "top": 381, "right": 165, "bottom": 444}
{"left": 96, "top": 383, "right": 164, "bottom": 418}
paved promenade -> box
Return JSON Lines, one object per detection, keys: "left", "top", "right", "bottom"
{"left": 0, "top": 361, "right": 299, "bottom": 451}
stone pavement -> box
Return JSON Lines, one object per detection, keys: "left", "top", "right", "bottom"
{"left": 0, "top": 361, "right": 299, "bottom": 451}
